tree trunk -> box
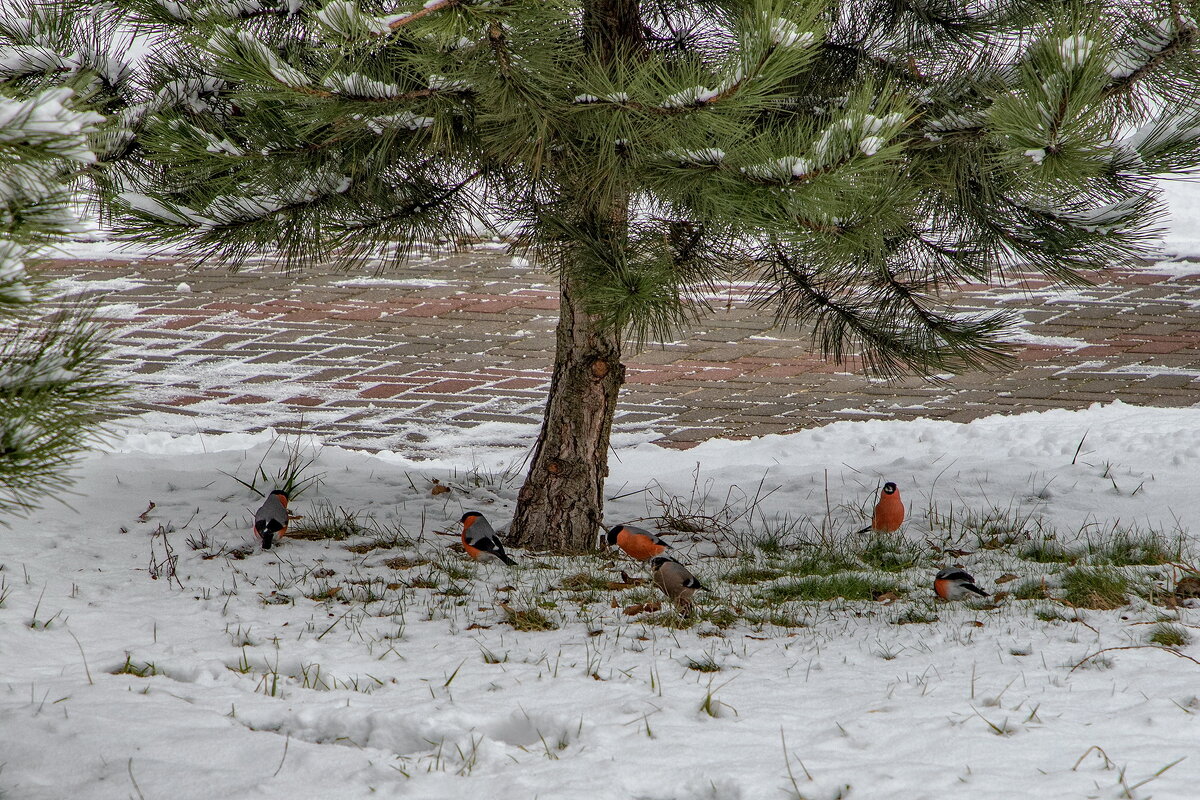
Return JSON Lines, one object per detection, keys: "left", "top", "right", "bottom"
{"left": 509, "top": 278, "right": 625, "bottom": 552}
{"left": 509, "top": 0, "right": 641, "bottom": 552}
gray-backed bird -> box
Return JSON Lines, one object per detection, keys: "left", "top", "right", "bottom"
{"left": 651, "top": 556, "right": 706, "bottom": 615}
{"left": 460, "top": 511, "right": 517, "bottom": 566}
{"left": 253, "top": 490, "right": 289, "bottom": 550}
{"left": 934, "top": 568, "right": 989, "bottom": 600}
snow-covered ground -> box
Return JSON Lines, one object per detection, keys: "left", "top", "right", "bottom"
{"left": 3, "top": 401, "right": 1199, "bottom": 799}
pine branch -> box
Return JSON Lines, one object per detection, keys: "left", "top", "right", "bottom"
{"left": 1103, "top": 18, "right": 1199, "bottom": 101}
{"left": 386, "top": 0, "right": 461, "bottom": 31}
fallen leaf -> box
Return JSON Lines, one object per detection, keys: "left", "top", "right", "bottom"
{"left": 465, "top": 623, "right": 492, "bottom": 631}
{"left": 623, "top": 602, "right": 661, "bottom": 616}
{"left": 136, "top": 501, "right": 156, "bottom": 523}
{"left": 945, "top": 548, "right": 973, "bottom": 557}
{"left": 964, "top": 620, "right": 984, "bottom": 627}
{"left": 605, "top": 580, "right": 644, "bottom": 590}
{"left": 431, "top": 484, "right": 451, "bottom": 496}
{"left": 995, "top": 573, "right": 1019, "bottom": 584}
{"left": 587, "top": 629, "right": 603, "bottom": 637}
{"left": 1176, "top": 576, "right": 1200, "bottom": 598}
{"left": 874, "top": 591, "right": 901, "bottom": 604}
{"left": 992, "top": 591, "right": 1011, "bottom": 602}
{"left": 386, "top": 583, "right": 401, "bottom": 590}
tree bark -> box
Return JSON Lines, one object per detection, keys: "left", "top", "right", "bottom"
{"left": 509, "top": 278, "right": 625, "bottom": 552}
{"left": 509, "top": 0, "right": 642, "bottom": 552}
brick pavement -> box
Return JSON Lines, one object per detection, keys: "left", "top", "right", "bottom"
{"left": 34, "top": 246, "right": 1200, "bottom": 453}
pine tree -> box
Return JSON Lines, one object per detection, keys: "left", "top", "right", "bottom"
{"left": 0, "top": 4, "right": 127, "bottom": 517}
{"left": 34, "top": 0, "right": 1200, "bottom": 549}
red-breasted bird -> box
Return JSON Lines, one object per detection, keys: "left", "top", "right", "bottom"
{"left": 254, "top": 490, "right": 289, "bottom": 550}
{"left": 856, "top": 482, "right": 905, "bottom": 534}
{"left": 934, "top": 568, "right": 989, "bottom": 600}
{"left": 651, "top": 556, "right": 706, "bottom": 615}
{"left": 460, "top": 511, "right": 517, "bottom": 566}
{"left": 605, "top": 524, "right": 669, "bottom": 561}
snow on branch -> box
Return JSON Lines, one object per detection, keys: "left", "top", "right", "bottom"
{"left": 766, "top": 17, "right": 815, "bottom": 50}
{"left": 1051, "top": 197, "right": 1146, "bottom": 235}
{"left": 314, "top": 1, "right": 399, "bottom": 35}
{"left": 316, "top": 0, "right": 456, "bottom": 36}
{"left": 0, "top": 45, "right": 76, "bottom": 77}
{"left": 205, "top": 171, "right": 352, "bottom": 225}
{"left": 359, "top": 109, "right": 435, "bottom": 132}
{"left": 120, "top": 170, "right": 354, "bottom": 231}
{"left": 740, "top": 112, "right": 905, "bottom": 184}
{"left": 1058, "top": 35, "right": 1094, "bottom": 69}
{"left": 0, "top": 88, "right": 103, "bottom": 164}
{"left": 322, "top": 71, "right": 405, "bottom": 98}
{"left": 207, "top": 27, "right": 312, "bottom": 89}
{"left": 1104, "top": 16, "right": 1198, "bottom": 97}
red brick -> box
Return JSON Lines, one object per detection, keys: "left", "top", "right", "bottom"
{"left": 1127, "top": 340, "right": 1188, "bottom": 354}
{"left": 492, "top": 378, "right": 546, "bottom": 390}
{"left": 359, "top": 383, "right": 418, "bottom": 399}
{"left": 226, "top": 395, "right": 270, "bottom": 405}
{"left": 414, "top": 379, "right": 487, "bottom": 394}
{"left": 281, "top": 395, "right": 325, "bottom": 407}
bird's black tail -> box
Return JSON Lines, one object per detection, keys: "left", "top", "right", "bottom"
{"left": 498, "top": 551, "right": 517, "bottom": 566}
{"left": 261, "top": 531, "right": 274, "bottom": 550}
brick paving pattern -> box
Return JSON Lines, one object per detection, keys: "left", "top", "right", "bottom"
{"left": 35, "top": 246, "right": 1200, "bottom": 454}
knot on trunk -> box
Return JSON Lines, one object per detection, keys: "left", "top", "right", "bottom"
{"left": 590, "top": 357, "right": 612, "bottom": 379}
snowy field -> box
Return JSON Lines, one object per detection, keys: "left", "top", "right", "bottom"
{"left": 3, "top": 401, "right": 1200, "bottom": 800}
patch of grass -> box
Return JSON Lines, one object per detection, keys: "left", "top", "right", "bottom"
{"left": 1013, "top": 577, "right": 1051, "bottom": 600}
{"left": 408, "top": 575, "right": 440, "bottom": 589}
{"left": 557, "top": 572, "right": 611, "bottom": 591}
{"left": 1034, "top": 605, "right": 1068, "bottom": 622}
{"left": 436, "top": 561, "right": 474, "bottom": 581}
{"left": 759, "top": 574, "right": 898, "bottom": 603}
{"left": 752, "top": 532, "right": 789, "bottom": 556}
{"left": 744, "top": 610, "right": 808, "bottom": 629}
{"left": 892, "top": 607, "right": 939, "bottom": 625}
{"left": 480, "top": 647, "right": 507, "bottom": 664}
{"left": 859, "top": 535, "right": 921, "bottom": 572}
{"left": 502, "top": 605, "right": 558, "bottom": 632}
{"left": 638, "top": 611, "right": 697, "bottom": 629}
{"left": 112, "top": 655, "right": 158, "bottom": 677}
{"left": 699, "top": 607, "right": 739, "bottom": 628}
{"left": 225, "top": 433, "right": 323, "bottom": 500}
{"left": 1018, "top": 539, "right": 1075, "bottom": 564}
{"left": 1084, "top": 528, "right": 1182, "bottom": 566}
{"left": 383, "top": 556, "right": 430, "bottom": 570}
{"left": 957, "top": 506, "right": 1036, "bottom": 549}
{"left": 1061, "top": 568, "right": 1128, "bottom": 610}
{"left": 289, "top": 502, "right": 370, "bottom": 541}
{"left": 783, "top": 551, "right": 861, "bottom": 577}
{"left": 1147, "top": 623, "right": 1192, "bottom": 647}
{"left": 722, "top": 565, "right": 783, "bottom": 585}
{"left": 685, "top": 654, "right": 721, "bottom": 672}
